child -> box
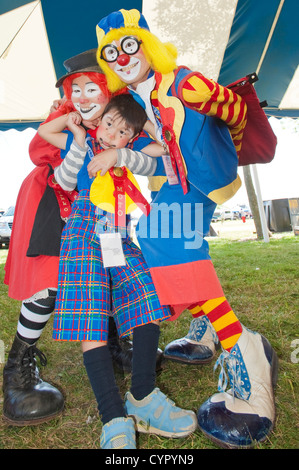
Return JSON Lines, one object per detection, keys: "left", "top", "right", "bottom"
{"left": 38, "top": 93, "right": 197, "bottom": 449}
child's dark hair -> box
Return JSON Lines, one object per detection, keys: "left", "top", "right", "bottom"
{"left": 101, "top": 94, "right": 147, "bottom": 136}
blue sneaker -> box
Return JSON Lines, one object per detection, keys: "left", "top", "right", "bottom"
{"left": 100, "top": 417, "right": 136, "bottom": 449}
{"left": 125, "top": 388, "right": 197, "bottom": 438}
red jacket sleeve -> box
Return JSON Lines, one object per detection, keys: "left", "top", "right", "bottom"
{"left": 29, "top": 109, "right": 65, "bottom": 168}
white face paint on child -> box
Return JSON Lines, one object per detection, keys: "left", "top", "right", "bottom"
{"left": 71, "top": 75, "right": 109, "bottom": 120}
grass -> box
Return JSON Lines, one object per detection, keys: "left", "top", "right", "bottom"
{"left": 0, "top": 220, "right": 298, "bottom": 449}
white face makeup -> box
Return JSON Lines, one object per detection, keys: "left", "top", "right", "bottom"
{"left": 105, "top": 37, "right": 151, "bottom": 87}
{"left": 113, "top": 56, "right": 142, "bottom": 82}
{"left": 72, "top": 82, "right": 101, "bottom": 120}
{"left": 71, "top": 77, "right": 109, "bottom": 120}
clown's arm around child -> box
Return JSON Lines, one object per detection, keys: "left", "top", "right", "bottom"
{"left": 86, "top": 121, "right": 166, "bottom": 179}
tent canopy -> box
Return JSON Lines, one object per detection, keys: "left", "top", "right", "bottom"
{"left": 0, "top": 0, "right": 298, "bottom": 130}
{"left": 218, "top": 0, "right": 299, "bottom": 118}
{"left": 0, "top": 0, "right": 142, "bottom": 130}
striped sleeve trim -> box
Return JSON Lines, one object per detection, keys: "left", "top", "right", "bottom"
{"left": 182, "top": 74, "right": 247, "bottom": 128}
{"left": 54, "top": 140, "right": 87, "bottom": 191}
{"left": 181, "top": 73, "right": 247, "bottom": 156}
{"left": 116, "top": 148, "right": 157, "bottom": 176}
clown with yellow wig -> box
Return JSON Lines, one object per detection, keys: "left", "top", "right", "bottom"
{"left": 91, "top": 8, "right": 278, "bottom": 449}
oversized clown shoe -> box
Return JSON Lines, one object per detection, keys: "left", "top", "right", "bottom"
{"left": 198, "top": 327, "right": 278, "bottom": 448}
{"left": 164, "top": 316, "right": 219, "bottom": 364}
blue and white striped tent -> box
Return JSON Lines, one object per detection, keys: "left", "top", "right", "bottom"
{"left": 0, "top": 0, "right": 298, "bottom": 131}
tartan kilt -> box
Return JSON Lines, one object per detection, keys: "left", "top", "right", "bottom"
{"left": 53, "top": 190, "right": 171, "bottom": 342}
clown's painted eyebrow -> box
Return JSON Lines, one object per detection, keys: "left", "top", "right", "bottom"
{"left": 72, "top": 81, "right": 99, "bottom": 88}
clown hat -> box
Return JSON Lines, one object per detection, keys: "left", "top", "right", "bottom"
{"left": 56, "top": 49, "right": 103, "bottom": 88}
{"left": 95, "top": 9, "right": 177, "bottom": 93}
{"left": 96, "top": 9, "right": 149, "bottom": 46}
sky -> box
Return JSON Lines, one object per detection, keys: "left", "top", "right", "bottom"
{"left": 227, "top": 117, "right": 299, "bottom": 209}
{"left": 0, "top": 117, "right": 298, "bottom": 213}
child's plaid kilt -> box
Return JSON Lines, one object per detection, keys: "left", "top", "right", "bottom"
{"left": 53, "top": 190, "right": 171, "bottom": 342}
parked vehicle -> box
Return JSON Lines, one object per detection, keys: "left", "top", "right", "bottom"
{"left": 212, "top": 210, "right": 221, "bottom": 222}
{"left": 221, "top": 209, "right": 236, "bottom": 220}
{"left": 0, "top": 206, "right": 15, "bottom": 248}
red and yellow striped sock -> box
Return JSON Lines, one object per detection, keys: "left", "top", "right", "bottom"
{"left": 188, "top": 297, "right": 242, "bottom": 352}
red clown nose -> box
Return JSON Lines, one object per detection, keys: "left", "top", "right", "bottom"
{"left": 117, "top": 54, "right": 130, "bottom": 66}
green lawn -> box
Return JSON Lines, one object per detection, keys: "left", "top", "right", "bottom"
{"left": 0, "top": 225, "right": 298, "bottom": 449}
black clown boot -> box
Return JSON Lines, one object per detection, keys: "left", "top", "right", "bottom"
{"left": 108, "top": 317, "right": 164, "bottom": 373}
{"left": 2, "top": 335, "right": 64, "bottom": 426}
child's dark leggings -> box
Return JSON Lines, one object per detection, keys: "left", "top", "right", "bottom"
{"left": 83, "top": 322, "right": 160, "bottom": 424}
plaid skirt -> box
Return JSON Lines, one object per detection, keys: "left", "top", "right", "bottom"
{"left": 53, "top": 190, "right": 171, "bottom": 342}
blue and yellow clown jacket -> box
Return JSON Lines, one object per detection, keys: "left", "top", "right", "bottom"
{"left": 148, "top": 67, "right": 246, "bottom": 203}
{"left": 132, "top": 67, "right": 247, "bottom": 310}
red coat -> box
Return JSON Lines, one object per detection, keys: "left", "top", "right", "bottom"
{"left": 4, "top": 110, "right": 64, "bottom": 301}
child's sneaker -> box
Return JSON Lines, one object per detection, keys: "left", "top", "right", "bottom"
{"left": 125, "top": 388, "right": 197, "bottom": 438}
{"left": 100, "top": 417, "right": 136, "bottom": 449}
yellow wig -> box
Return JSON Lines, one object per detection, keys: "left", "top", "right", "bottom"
{"left": 96, "top": 9, "right": 177, "bottom": 93}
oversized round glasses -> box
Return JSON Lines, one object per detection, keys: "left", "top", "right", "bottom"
{"left": 100, "top": 36, "right": 142, "bottom": 63}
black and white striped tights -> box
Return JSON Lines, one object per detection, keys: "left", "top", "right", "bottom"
{"left": 17, "top": 288, "right": 57, "bottom": 345}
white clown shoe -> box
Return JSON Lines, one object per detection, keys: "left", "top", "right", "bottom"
{"left": 164, "top": 316, "right": 219, "bottom": 364}
{"left": 197, "top": 327, "right": 278, "bottom": 448}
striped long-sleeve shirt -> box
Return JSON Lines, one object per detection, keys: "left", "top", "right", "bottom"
{"left": 54, "top": 140, "right": 88, "bottom": 191}
{"left": 180, "top": 73, "right": 247, "bottom": 156}
{"left": 54, "top": 136, "right": 158, "bottom": 192}
{"left": 116, "top": 148, "right": 157, "bottom": 176}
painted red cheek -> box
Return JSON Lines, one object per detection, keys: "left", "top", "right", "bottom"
{"left": 117, "top": 54, "right": 130, "bottom": 66}
{"left": 96, "top": 96, "right": 110, "bottom": 107}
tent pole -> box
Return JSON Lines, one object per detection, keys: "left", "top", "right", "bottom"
{"left": 0, "top": 1, "right": 41, "bottom": 59}
{"left": 255, "top": 0, "right": 285, "bottom": 75}
{"left": 251, "top": 1, "right": 284, "bottom": 243}
{"left": 252, "top": 164, "right": 269, "bottom": 242}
